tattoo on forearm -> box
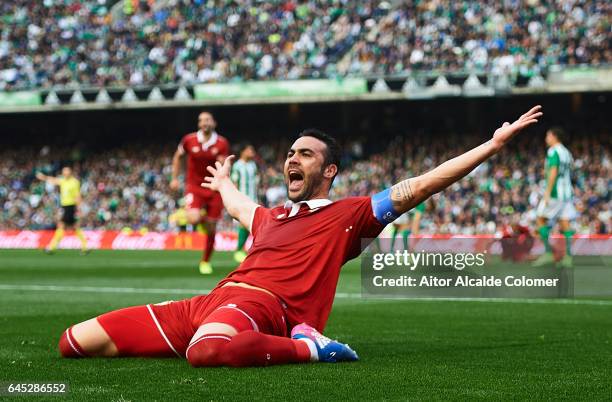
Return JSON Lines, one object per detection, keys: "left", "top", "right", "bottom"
{"left": 391, "top": 180, "right": 414, "bottom": 207}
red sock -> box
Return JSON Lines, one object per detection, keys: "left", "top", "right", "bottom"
{"left": 203, "top": 231, "right": 215, "bottom": 262}
{"left": 186, "top": 331, "right": 312, "bottom": 367}
{"left": 58, "top": 327, "right": 88, "bottom": 358}
{"left": 186, "top": 334, "right": 230, "bottom": 366}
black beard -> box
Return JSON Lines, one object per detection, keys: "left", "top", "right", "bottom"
{"left": 287, "top": 172, "right": 324, "bottom": 202}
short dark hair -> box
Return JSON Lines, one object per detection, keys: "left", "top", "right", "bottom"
{"left": 238, "top": 143, "right": 253, "bottom": 153}
{"left": 298, "top": 128, "right": 341, "bottom": 176}
{"left": 548, "top": 126, "right": 567, "bottom": 143}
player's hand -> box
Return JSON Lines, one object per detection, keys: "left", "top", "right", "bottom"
{"left": 202, "top": 155, "right": 235, "bottom": 191}
{"left": 170, "top": 178, "right": 180, "bottom": 191}
{"left": 491, "top": 105, "right": 543, "bottom": 150}
{"left": 35, "top": 172, "right": 45, "bottom": 181}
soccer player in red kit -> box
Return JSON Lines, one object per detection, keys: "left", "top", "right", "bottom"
{"left": 59, "top": 106, "right": 543, "bottom": 367}
{"left": 170, "top": 111, "right": 229, "bottom": 274}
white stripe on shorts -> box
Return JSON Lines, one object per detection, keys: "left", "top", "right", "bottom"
{"left": 146, "top": 304, "right": 181, "bottom": 357}
{"left": 65, "top": 329, "right": 85, "bottom": 357}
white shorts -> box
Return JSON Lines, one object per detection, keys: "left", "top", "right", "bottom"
{"left": 536, "top": 199, "right": 576, "bottom": 221}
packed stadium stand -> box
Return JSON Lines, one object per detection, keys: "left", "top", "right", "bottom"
{"left": 1, "top": 131, "right": 609, "bottom": 234}
{"left": 1, "top": 0, "right": 610, "bottom": 90}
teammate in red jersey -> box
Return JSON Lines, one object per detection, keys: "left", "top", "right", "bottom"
{"left": 59, "top": 106, "right": 543, "bottom": 367}
{"left": 170, "top": 111, "right": 229, "bottom": 274}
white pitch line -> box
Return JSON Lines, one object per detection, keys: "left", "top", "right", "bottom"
{"left": 0, "top": 284, "right": 207, "bottom": 295}
{"left": 0, "top": 284, "right": 611, "bottom": 306}
{"left": 356, "top": 296, "right": 612, "bottom": 306}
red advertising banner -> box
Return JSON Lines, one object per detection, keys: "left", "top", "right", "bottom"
{"left": 0, "top": 230, "right": 251, "bottom": 251}
{"left": 0, "top": 230, "right": 609, "bottom": 255}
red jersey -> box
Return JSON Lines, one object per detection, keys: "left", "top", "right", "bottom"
{"left": 217, "top": 197, "right": 384, "bottom": 332}
{"left": 178, "top": 131, "right": 229, "bottom": 187}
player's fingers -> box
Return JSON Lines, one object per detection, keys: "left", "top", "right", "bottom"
{"left": 201, "top": 183, "right": 211, "bottom": 189}
{"left": 521, "top": 105, "right": 542, "bottom": 120}
{"left": 206, "top": 165, "right": 217, "bottom": 175}
{"left": 225, "top": 155, "right": 236, "bottom": 165}
{"left": 522, "top": 112, "right": 543, "bottom": 122}
{"left": 203, "top": 176, "right": 213, "bottom": 182}
{"left": 502, "top": 122, "right": 510, "bottom": 127}
{"left": 518, "top": 119, "right": 539, "bottom": 129}
{"left": 215, "top": 161, "right": 223, "bottom": 170}
{"left": 520, "top": 105, "right": 540, "bottom": 117}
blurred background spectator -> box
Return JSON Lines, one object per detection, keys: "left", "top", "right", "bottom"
{"left": 1, "top": 131, "right": 609, "bottom": 234}
{"left": 0, "top": 0, "right": 610, "bottom": 90}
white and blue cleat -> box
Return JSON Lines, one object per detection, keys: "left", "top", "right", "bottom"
{"left": 291, "top": 323, "right": 359, "bottom": 363}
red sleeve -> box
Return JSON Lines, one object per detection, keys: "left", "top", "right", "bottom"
{"left": 250, "top": 206, "right": 272, "bottom": 238}
{"left": 345, "top": 197, "right": 385, "bottom": 259}
{"left": 354, "top": 197, "right": 385, "bottom": 239}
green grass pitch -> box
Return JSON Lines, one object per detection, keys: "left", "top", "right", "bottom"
{"left": 1, "top": 249, "right": 611, "bottom": 401}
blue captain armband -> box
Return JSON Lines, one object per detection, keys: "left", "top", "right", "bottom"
{"left": 371, "top": 188, "right": 399, "bottom": 225}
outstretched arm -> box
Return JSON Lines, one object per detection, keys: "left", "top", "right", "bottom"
{"left": 201, "top": 155, "right": 260, "bottom": 231}
{"left": 36, "top": 172, "right": 61, "bottom": 186}
{"left": 170, "top": 148, "right": 184, "bottom": 191}
{"left": 373, "top": 106, "right": 543, "bottom": 223}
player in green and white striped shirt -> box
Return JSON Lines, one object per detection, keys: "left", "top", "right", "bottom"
{"left": 533, "top": 127, "right": 576, "bottom": 268}
{"left": 231, "top": 144, "right": 259, "bottom": 263}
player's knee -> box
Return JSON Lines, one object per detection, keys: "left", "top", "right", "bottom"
{"left": 187, "top": 339, "right": 226, "bottom": 367}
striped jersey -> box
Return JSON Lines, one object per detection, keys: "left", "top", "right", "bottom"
{"left": 231, "top": 159, "right": 258, "bottom": 202}
{"left": 545, "top": 143, "right": 573, "bottom": 201}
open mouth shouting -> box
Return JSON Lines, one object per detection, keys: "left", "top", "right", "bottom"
{"left": 288, "top": 169, "right": 304, "bottom": 193}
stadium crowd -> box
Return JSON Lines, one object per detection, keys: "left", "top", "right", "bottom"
{"left": 0, "top": 0, "right": 610, "bottom": 89}
{"left": 0, "top": 133, "right": 609, "bottom": 235}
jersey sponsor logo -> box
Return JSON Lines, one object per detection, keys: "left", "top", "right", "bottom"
{"left": 210, "top": 147, "right": 218, "bottom": 155}
{"left": 191, "top": 146, "right": 200, "bottom": 153}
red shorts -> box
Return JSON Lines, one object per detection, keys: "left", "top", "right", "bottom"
{"left": 96, "top": 286, "right": 288, "bottom": 358}
{"left": 185, "top": 185, "right": 223, "bottom": 221}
